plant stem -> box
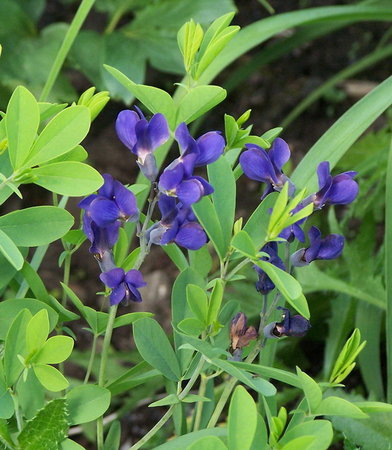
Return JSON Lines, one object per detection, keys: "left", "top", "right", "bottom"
{"left": 193, "top": 374, "right": 207, "bottom": 432}
{"left": 61, "top": 252, "right": 71, "bottom": 307}
{"left": 84, "top": 333, "right": 98, "bottom": 384}
{"left": 10, "top": 390, "right": 23, "bottom": 431}
{"left": 130, "top": 357, "right": 205, "bottom": 450}
{"left": 97, "top": 304, "right": 118, "bottom": 450}
{"left": 39, "top": 0, "right": 96, "bottom": 101}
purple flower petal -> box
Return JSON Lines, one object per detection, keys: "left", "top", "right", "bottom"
{"left": 161, "top": 221, "right": 179, "bottom": 244}
{"left": 110, "top": 284, "right": 126, "bottom": 305}
{"left": 269, "top": 138, "right": 290, "bottom": 171}
{"left": 177, "top": 179, "right": 203, "bottom": 205}
{"left": 113, "top": 181, "right": 138, "bottom": 220}
{"left": 290, "top": 248, "right": 308, "bottom": 267}
{"left": 78, "top": 194, "right": 97, "bottom": 210}
{"left": 175, "top": 122, "right": 193, "bottom": 153}
{"left": 100, "top": 267, "right": 125, "bottom": 288}
{"left": 317, "top": 162, "right": 331, "bottom": 190}
{"left": 158, "top": 194, "right": 177, "bottom": 217}
{"left": 127, "top": 284, "right": 143, "bottom": 303}
{"left": 195, "top": 131, "right": 225, "bottom": 166}
{"left": 115, "top": 110, "right": 139, "bottom": 151}
{"left": 159, "top": 163, "right": 185, "bottom": 192}
{"left": 317, "top": 234, "right": 344, "bottom": 260}
{"left": 124, "top": 269, "right": 146, "bottom": 288}
{"left": 137, "top": 153, "right": 158, "bottom": 181}
{"left": 90, "top": 198, "right": 120, "bottom": 227}
{"left": 308, "top": 226, "right": 321, "bottom": 244}
{"left": 192, "top": 176, "right": 214, "bottom": 196}
{"left": 239, "top": 146, "right": 277, "bottom": 184}
{"left": 328, "top": 175, "right": 359, "bottom": 204}
{"left": 148, "top": 113, "right": 170, "bottom": 149}
{"left": 90, "top": 221, "right": 120, "bottom": 255}
{"left": 175, "top": 222, "right": 207, "bottom": 250}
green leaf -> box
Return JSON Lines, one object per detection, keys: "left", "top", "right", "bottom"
{"left": 255, "top": 260, "right": 310, "bottom": 318}
{"left": 243, "top": 193, "right": 278, "bottom": 249}
{"left": 33, "top": 365, "right": 69, "bottom": 392}
{"left": 177, "top": 19, "right": 204, "bottom": 72}
{"left": 178, "top": 318, "right": 205, "bottom": 336}
{"left": 207, "top": 278, "right": 224, "bottom": 325}
{"left": 187, "top": 436, "right": 227, "bottom": 450}
{"left": 149, "top": 394, "right": 179, "bottom": 407}
{"left": 186, "top": 284, "right": 208, "bottom": 323}
{"left": 26, "top": 309, "right": 49, "bottom": 355}
{"left": 0, "top": 391, "right": 14, "bottom": 420}
{"left": 24, "top": 106, "right": 90, "bottom": 167}
{"left": 314, "top": 396, "right": 368, "bottom": 419}
{"left": 228, "top": 385, "right": 258, "bottom": 450}
{"left": 231, "top": 230, "right": 257, "bottom": 259}
{"left": 0, "top": 206, "right": 74, "bottom": 247}
{"left": 35, "top": 336, "right": 74, "bottom": 364}
{"left": 4, "top": 309, "right": 32, "bottom": 386}
{"left": 231, "top": 362, "right": 301, "bottom": 388}
{"left": 296, "top": 367, "right": 323, "bottom": 412}
{"left": 0, "top": 228, "right": 24, "bottom": 270}
{"left": 133, "top": 318, "right": 181, "bottom": 381}
{"left": 60, "top": 439, "right": 86, "bottom": 450}
{"left": 192, "top": 196, "right": 226, "bottom": 260}
{"left": 0, "top": 418, "right": 15, "bottom": 447}
{"left": 104, "top": 420, "right": 121, "bottom": 450}
{"left": 17, "top": 370, "right": 45, "bottom": 420}
{"left": 292, "top": 75, "right": 392, "bottom": 192}
{"left": 0, "top": 299, "right": 57, "bottom": 340}
{"left": 155, "top": 428, "right": 227, "bottom": 450}
{"left": 207, "top": 155, "right": 236, "bottom": 255}
{"left": 18, "top": 399, "right": 69, "bottom": 450}
{"left": 188, "top": 246, "right": 212, "bottom": 278}
{"left": 32, "top": 162, "right": 103, "bottom": 196}
{"left": 281, "top": 437, "right": 316, "bottom": 450}
{"left": 353, "top": 402, "right": 392, "bottom": 413}
{"left": 66, "top": 385, "right": 111, "bottom": 425}
{"left": 113, "top": 312, "right": 153, "bottom": 329}
{"left": 5, "top": 86, "right": 40, "bottom": 169}
{"left": 176, "top": 85, "right": 226, "bottom": 124}
{"left": 278, "top": 419, "right": 333, "bottom": 450}
{"left": 104, "top": 65, "right": 176, "bottom": 128}
{"left": 212, "top": 359, "right": 276, "bottom": 397}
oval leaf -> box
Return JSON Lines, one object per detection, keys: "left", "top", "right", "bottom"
{"left": 0, "top": 206, "right": 74, "bottom": 247}
{"left": 0, "top": 228, "right": 24, "bottom": 270}
{"left": 66, "top": 385, "right": 111, "bottom": 425}
{"left": 133, "top": 318, "right": 181, "bottom": 381}
{"left": 32, "top": 162, "right": 103, "bottom": 196}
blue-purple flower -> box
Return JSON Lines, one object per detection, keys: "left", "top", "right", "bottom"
{"left": 254, "top": 242, "right": 285, "bottom": 294}
{"left": 100, "top": 268, "right": 146, "bottom": 305}
{"left": 80, "top": 174, "right": 139, "bottom": 229}
{"left": 291, "top": 226, "right": 344, "bottom": 267}
{"left": 158, "top": 123, "right": 224, "bottom": 205}
{"left": 147, "top": 195, "right": 207, "bottom": 250}
{"left": 311, "top": 161, "right": 358, "bottom": 209}
{"left": 116, "top": 108, "right": 170, "bottom": 181}
{"left": 264, "top": 307, "right": 310, "bottom": 338}
{"left": 239, "top": 138, "right": 294, "bottom": 198}
{"left": 279, "top": 203, "right": 306, "bottom": 243}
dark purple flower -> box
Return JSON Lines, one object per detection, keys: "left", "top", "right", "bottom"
{"left": 291, "top": 226, "right": 344, "bottom": 267}
{"left": 239, "top": 138, "right": 294, "bottom": 198}
{"left": 311, "top": 161, "right": 358, "bottom": 209}
{"left": 100, "top": 268, "right": 146, "bottom": 306}
{"left": 264, "top": 307, "right": 310, "bottom": 338}
{"left": 175, "top": 122, "right": 225, "bottom": 167}
{"left": 254, "top": 242, "right": 285, "bottom": 294}
{"left": 79, "top": 174, "right": 139, "bottom": 228}
{"left": 116, "top": 108, "right": 169, "bottom": 181}
{"left": 147, "top": 195, "right": 207, "bottom": 250}
{"left": 158, "top": 124, "right": 220, "bottom": 205}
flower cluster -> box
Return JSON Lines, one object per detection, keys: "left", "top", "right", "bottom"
{"left": 79, "top": 108, "right": 225, "bottom": 304}
{"left": 240, "top": 137, "right": 358, "bottom": 337}
{"left": 79, "top": 174, "right": 145, "bottom": 306}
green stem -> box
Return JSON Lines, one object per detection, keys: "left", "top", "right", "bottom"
{"left": 84, "top": 333, "right": 98, "bottom": 384}
{"left": 97, "top": 304, "right": 118, "bottom": 450}
{"left": 105, "top": 0, "right": 135, "bottom": 34}
{"left": 39, "top": 0, "right": 96, "bottom": 101}
{"left": 61, "top": 252, "right": 71, "bottom": 307}
{"left": 385, "top": 137, "right": 392, "bottom": 402}
{"left": 10, "top": 390, "right": 23, "bottom": 431}
{"left": 193, "top": 374, "right": 208, "bottom": 432}
{"left": 130, "top": 357, "right": 205, "bottom": 450}
{"left": 224, "top": 257, "right": 251, "bottom": 281}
